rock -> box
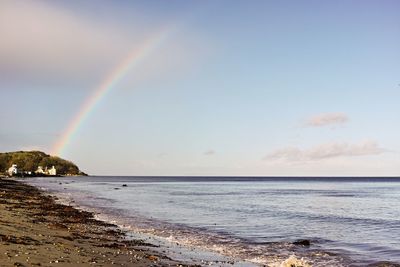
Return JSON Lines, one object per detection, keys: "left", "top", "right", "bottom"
{"left": 147, "top": 255, "right": 158, "bottom": 261}
{"left": 293, "top": 239, "right": 311, "bottom": 246}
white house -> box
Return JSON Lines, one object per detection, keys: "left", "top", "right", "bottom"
{"left": 7, "top": 164, "right": 18, "bottom": 176}
{"left": 35, "top": 166, "right": 45, "bottom": 174}
{"left": 35, "top": 165, "right": 56, "bottom": 176}
{"left": 48, "top": 166, "right": 57, "bottom": 176}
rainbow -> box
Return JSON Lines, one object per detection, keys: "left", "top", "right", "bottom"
{"left": 52, "top": 27, "right": 172, "bottom": 157}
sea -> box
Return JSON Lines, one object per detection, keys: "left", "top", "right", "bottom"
{"left": 25, "top": 176, "right": 400, "bottom": 267}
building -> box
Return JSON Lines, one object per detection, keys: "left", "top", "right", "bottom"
{"left": 35, "top": 165, "right": 56, "bottom": 176}
{"left": 7, "top": 164, "right": 18, "bottom": 176}
{"left": 35, "top": 166, "right": 45, "bottom": 174}
{"left": 48, "top": 166, "right": 57, "bottom": 176}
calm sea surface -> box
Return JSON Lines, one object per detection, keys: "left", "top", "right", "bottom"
{"left": 27, "top": 177, "right": 400, "bottom": 266}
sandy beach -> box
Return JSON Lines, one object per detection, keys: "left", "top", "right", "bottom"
{"left": 0, "top": 178, "right": 194, "bottom": 267}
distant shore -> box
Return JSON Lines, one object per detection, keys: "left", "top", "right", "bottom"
{"left": 0, "top": 178, "right": 192, "bottom": 267}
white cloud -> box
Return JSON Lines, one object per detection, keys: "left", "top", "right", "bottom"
{"left": 0, "top": 1, "right": 208, "bottom": 88}
{"left": 0, "top": 1, "right": 126, "bottom": 82}
{"left": 305, "top": 112, "right": 349, "bottom": 127}
{"left": 264, "top": 140, "right": 386, "bottom": 162}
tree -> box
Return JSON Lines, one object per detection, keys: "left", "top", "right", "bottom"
{"left": 0, "top": 151, "right": 85, "bottom": 176}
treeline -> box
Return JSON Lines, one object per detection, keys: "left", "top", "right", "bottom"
{"left": 0, "top": 151, "right": 86, "bottom": 176}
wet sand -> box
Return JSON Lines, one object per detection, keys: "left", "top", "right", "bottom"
{"left": 0, "top": 178, "right": 195, "bottom": 267}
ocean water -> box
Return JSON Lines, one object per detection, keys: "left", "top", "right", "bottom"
{"left": 26, "top": 176, "right": 400, "bottom": 266}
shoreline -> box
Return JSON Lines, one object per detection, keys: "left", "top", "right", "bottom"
{"left": 8, "top": 177, "right": 399, "bottom": 267}
{"left": 22, "top": 177, "right": 312, "bottom": 267}
{"left": 0, "top": 178, "right": 195, "bottom": 267}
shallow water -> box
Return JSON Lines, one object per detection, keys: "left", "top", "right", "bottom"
{"left": 26, "top": 176, "right": 400, "bottom": 266}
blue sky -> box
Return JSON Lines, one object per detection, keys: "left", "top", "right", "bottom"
{"left": 1, "top": 0, "right": 399, "bottom": 176}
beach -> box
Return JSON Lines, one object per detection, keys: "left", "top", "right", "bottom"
{"left": 0, "top": 178, "right": 192, "bottom": 267}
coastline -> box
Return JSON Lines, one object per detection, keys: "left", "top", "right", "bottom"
{"left": 7, "top": 177, "right": 399, "bottom": 267}
{"left": 0, "top": 178, "right": 194, "bottom": 267}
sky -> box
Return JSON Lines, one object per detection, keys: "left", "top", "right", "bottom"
{"left": 1, "top": 0, "right": 399, "bottom": 176}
